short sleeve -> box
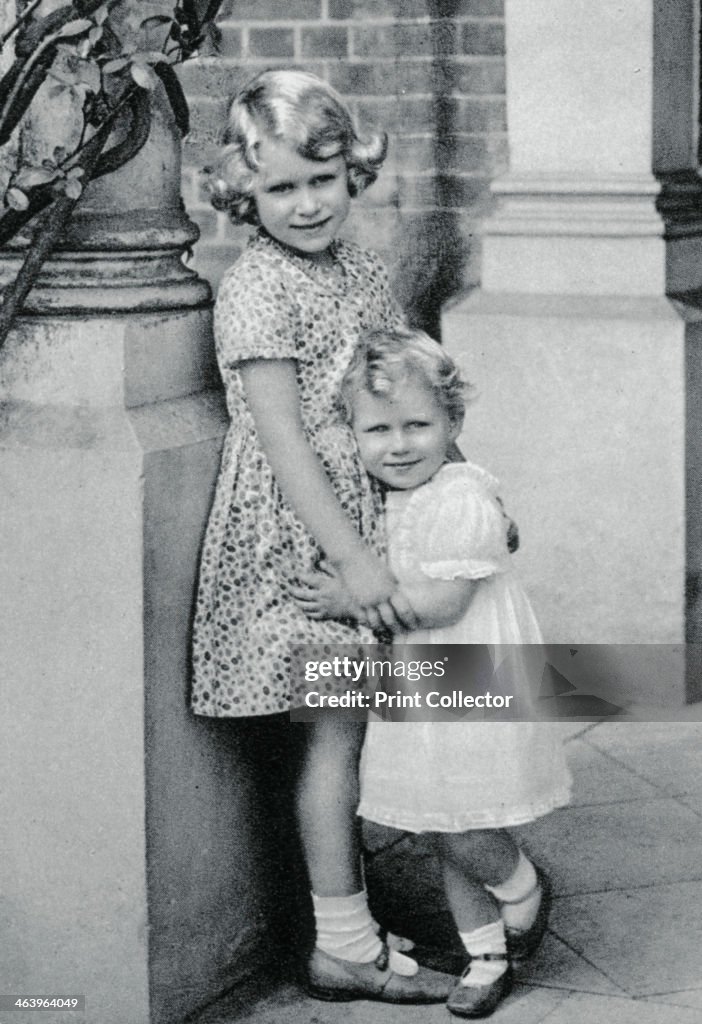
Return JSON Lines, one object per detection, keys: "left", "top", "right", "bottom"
{"left": 403, "top": 468, "right": 509, "bottom": 581}
{"left": 214, "top": 255, "right": 299, "bottom": 366}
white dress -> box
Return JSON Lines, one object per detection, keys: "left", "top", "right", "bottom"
{"left": 358, "top": 462, "right": 572, "bottom": 833}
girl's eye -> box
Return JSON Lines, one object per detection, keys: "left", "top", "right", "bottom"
{"left": 268, "top": 182, "right": 294, "bottom": 194}
{"left": 408, "top": 421, "right": 430, "bottom": 429}
{"left": 312, "top": 174, "right": 336, "bottom": 186}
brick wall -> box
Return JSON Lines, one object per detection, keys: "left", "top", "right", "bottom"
{"left": 180, "top": 0, "right": 506, "bottom": 334}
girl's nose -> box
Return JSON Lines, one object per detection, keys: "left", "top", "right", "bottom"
{"left": 389, "top": 429, "right": 410, "bottom": 453}
{"left": 296, "top": 188, "right": 321, "bottom": 216}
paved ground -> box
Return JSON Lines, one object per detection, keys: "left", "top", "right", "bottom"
{"left": 192, "top": 719, "right": 702, "bottom": 1024}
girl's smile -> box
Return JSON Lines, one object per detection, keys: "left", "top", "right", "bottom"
{"left": 251, "top": 137, "right": 351, "bottom": 261}
{"left": 352, "top": 375, "right": 461, "bottom": 490}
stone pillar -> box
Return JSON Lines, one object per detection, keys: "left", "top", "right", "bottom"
{"left": 0, "top": 5, "right": 273, "bottom": 1023}
{"left": 443, "top": 0, "right": 701, "bottom": 702}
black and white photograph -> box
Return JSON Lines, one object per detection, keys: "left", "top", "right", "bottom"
{"left": 1, "top": 2, "right": 701, "bottom": 1023}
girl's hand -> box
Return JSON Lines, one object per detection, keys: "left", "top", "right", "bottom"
{"left": 290, "top": 565, "right": 361, "bottom": 621}
{"left": 379, "top": 588, "right": 421, "bottom": 634}
{"left": 336, "top": 554, "right": 420, "bottom": 634}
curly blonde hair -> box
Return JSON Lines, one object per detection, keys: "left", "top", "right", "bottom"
{"left": 338, "top": 327, "right": 470, "bottom": 426}
{"left": 206, "top": 69, "right": 388, "bottom": 225}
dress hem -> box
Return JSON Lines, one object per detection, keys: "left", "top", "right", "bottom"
{"left": 357, "top": 784, "right": 572, "bottom": 834}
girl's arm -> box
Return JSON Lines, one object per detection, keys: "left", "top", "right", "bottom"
{"left": 239, "top": 358, "right": 400, "bottom": 618}
{"left": 292, "top": 568, "right": 475, "bottom": 632}
{"left": 397, "top": 578, "right": 476, "bottom": 630}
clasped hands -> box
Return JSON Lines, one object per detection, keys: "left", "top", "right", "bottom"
{"left": 289, "top": 561, "right": 420, "bottom": 634}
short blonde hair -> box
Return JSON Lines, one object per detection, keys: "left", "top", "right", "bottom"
{"left": 207, "top": 69, "right": 388, "bottom": 224}
{"left": 338, "top": 327, "right": 470, "bottom": 425}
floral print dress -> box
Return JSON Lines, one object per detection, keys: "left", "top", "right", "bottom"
{"left": 191, "top": 230, "right": 402, "bottom": 717}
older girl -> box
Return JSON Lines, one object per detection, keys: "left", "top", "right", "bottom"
{"left": 190, "top": 70, "right": 453, "bottom": 1003}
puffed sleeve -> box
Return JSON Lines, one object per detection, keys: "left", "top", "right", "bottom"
{"left": 406, "top": 468, "right": 510, "bottom": 581}
{"left": 214, "top": 254, "right": 299, "bottom": 367}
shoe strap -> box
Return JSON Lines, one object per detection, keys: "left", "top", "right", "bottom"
{"left": 374, "top": 944, "right": 390, "bottom": 971}
{"left": 465, "top": 952, "right": 509, "bottom": 965}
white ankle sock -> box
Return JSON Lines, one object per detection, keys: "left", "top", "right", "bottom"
{"left": 485, "top": 850, "right": 540, "bottom": 932}
{"left": 312, "top": 891, "right": 418, "bottom": 976}
{"left": 458, "top": 921, "right": 508, "bottom": 988}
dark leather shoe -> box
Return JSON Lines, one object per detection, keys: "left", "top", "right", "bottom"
{"left": 505, "top": 865, "right": 552, "bottom": 962}
{"left": 306, "top": 945, "right": 456, "bottom": 1003}
{"left": 447, "top": 956, "right": 513, "bottom": 1019}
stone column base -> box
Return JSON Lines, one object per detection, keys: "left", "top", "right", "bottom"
{"left": 482, "top": 174, "right": 666, "bottom": 296}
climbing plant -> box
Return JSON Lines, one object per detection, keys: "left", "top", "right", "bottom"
{"left": 0, "top": 0, "right": 224, "bottom": 347}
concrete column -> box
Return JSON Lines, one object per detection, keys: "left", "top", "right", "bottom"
{"left": 443, "top": 0, "right": 701, "bottom": 703}
{"left": 0, "top": 5, "right": 275, "bottom": 1023}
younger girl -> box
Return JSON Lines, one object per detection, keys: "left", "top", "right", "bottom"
{"left": 296, "top": 327, "right": 572, "bottom": 1018}
{"left": 190, "top": 70, "right": 453, "bottom": 1002}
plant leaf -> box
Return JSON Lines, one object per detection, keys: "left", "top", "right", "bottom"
{"left": 103, "top": 56, "right": 130, "bottom": 74}
{"left": 63, "top": 178, "right": 83, "bottom": 199}
{"left": 57, "top": 19, "right": 94, "bottom": 39}
{"left": 47, "top": 66, "right": 74, "bottom": 84}
{"left": 130, "top": 64, "right": 158, "bottom": 90}
{"left": 78, "top": 60, "right": 102, "bottom": 92}
{"left": 132, "top": 49, "right": 170, "bottom": 65}
{"left": 6, "top": 188, "right": 29, "bottom": 211}
{"left": 16, "top": 166, "right": 60, "bottom": 188}
{"left": 140, "top": 15, "right": 174, "bottom": 28}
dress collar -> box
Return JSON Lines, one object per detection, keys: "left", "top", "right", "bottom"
{"left": 254, "top": 228, "right": 350, "bottom": 297}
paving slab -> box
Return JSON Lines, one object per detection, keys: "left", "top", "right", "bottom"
{"left": 516, "top": 931, "right": 626, "bottom": 995}
{"left": 676, "top": 792, "right": 702, "bottom": 818}
{"left": 644, "top": 988, "right": 702, "bottom": 1011}
{"left": 564, "top": 738, "right": 661, "bottom": 806}
{"left": 516, "top": 798, "right": 702, "bottom": 895}
{"left": 533, "top": 991, "right": 702, "bottom": 1023}
{"left": 584, "top": 722, "right": 702, "bottom": 796}
{"left": 548, "top": 881, "right": 702, "bottom": 996}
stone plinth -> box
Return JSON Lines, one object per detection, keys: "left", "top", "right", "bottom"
{"left": 0, "top": 305, "right": 284, "bottom": 1023}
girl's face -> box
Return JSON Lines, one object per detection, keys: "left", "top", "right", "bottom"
{"left": 251, "top": 136, "right": 351, "bottom": 259}
{"left": 351, "top": 372, "right": 461, "bottom": 490}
